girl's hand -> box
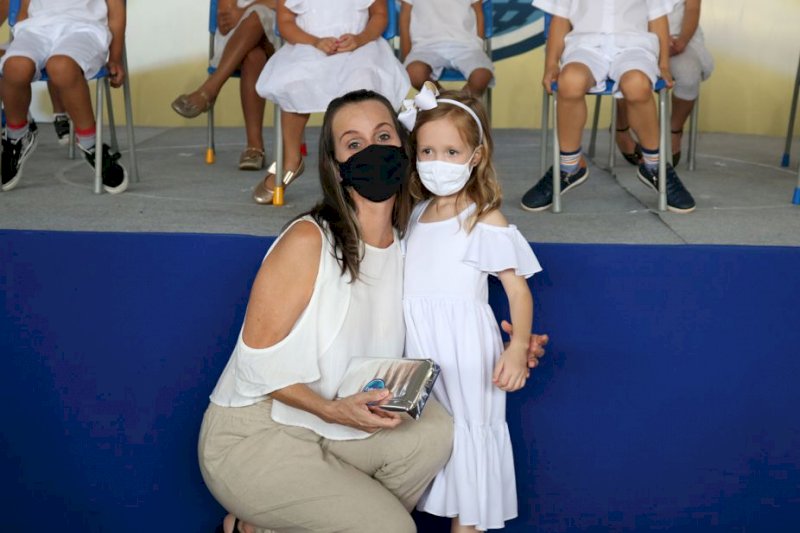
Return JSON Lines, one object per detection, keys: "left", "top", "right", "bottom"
{"left": 314, "top": 37, "right": 339, "bottom": 55}
{"left": 493, "top": 344, "right": 529, "bottom": 392}
{"left": 542, "top": 64, "right": 560, "bottom": 94}
{"left": 335, "top": 33, "right": 363, "bottom": 53}
{"left": 325, "top": 389, "right": 402, "bottom": 432}
{"left": 500, "top": 320, "right": 548, "bottom": 369}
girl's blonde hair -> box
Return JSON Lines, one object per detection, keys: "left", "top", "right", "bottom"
{"left": 409, "top": 90, "right": 501, "bottom": 231}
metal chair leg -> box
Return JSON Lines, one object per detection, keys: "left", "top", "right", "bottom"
{"left": 540, "top": 91, "right": 549, "bottom": 177}
{"left": 122, "top": 49, "right": 140, "bottom": 183}
{"left": 273, "top": 102, "right": 284, "bottom": 206}
{"left": 94, "top": 80, "right": 104, "bottom": 195}
{"left": 794, "top": 163, "right": 800, "bottom": 205}
{"left": 781, "top": 54, "right": 800, "bottom": 167}
{"left": 104, "top": 78, "right": 119, "bottom": 153}
{"left": 609, "top": 97, "right": 617, "bottom": 170}
{"left": 206, "top": 105, "right": 216, "bottom": 164}
{"left": 688, "top": 97, "right": 699, "bottom": 171}
{"left": 552, "top": 96, "right": 561, "bottom": 213}
{"left": 68, "top": 119, "right": 76, "bottom": 160}
{"left": 588, "top": 94, "right": 602, "bottom": 159}
{"left": 658, "top": 89, "right": 668, "bottom": 212}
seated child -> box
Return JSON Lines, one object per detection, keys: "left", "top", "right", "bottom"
{"left": 0, "top": 0, "right": 127, "bottom": 194}
{"left": 252, "top": 0, "right": 410, "bottom": 205}
{"left": 616, "top": 0, "right": 714, "bottom": 167}
{"left": 171, "top": 0, "right": 277, "bottom": 171}
{"left": 522, "top": 0, "right": 696, "bottom": 214}
{"left": 399, "top": 0, "right": 494, "bottom": 97}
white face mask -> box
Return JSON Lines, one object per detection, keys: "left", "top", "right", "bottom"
{"left": 416, "top": 150, "right": 478, "bottom": 197}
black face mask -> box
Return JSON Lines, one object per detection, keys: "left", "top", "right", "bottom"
{"left": 338, "top": 144, "right": 409, "bottom": 203}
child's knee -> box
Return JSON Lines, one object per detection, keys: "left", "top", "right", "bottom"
{"left": 557, "top": 63, "right": 592, "bottom": 99}
{"left": 619, "top": 71, "right": 652, "bottom": 102}
{"left": 406, "top": 61, "right": 431, "bottom": 88}
{"left": 2, "top": 56, "right": 36, "bottom": 84}
{"left": 44, "top": 55, "right": 83, "bottom": 85}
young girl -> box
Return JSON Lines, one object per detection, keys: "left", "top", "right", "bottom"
{"left": 399, "top": 0, "right": 494, "bottom": 97}
{"left": 401, "top": 83, "right": 541, "bottom": 531}
{"left": 253, "top": 0, "right": 410, "bottom": 204}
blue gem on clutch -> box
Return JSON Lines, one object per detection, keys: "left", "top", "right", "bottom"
{"left": 363, "top": 379, "right": 386, "bottom": 392}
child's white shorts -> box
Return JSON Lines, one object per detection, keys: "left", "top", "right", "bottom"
{"left": 561, "top": 33, "right": 660, "bottom": 97}
{"left": 404, "top": 41, "right": 494, "bottom": 84}
{"left": 0, "top": 19, "right": 110, "bottom": 81}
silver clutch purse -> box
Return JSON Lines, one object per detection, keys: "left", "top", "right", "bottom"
{"left": 336, "top": 357, "right": 440, "bottom": 420}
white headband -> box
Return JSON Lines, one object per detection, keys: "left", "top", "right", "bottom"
{"left": 398, "top": 83, "right": 484, "bottom": 144}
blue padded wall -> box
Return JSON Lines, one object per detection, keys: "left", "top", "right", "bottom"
{"left": 1, "top": 230, "right": 799, "bottom": 532}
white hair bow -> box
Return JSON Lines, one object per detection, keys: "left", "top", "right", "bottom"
{"left": 398, "top": 82, "right": 440, "bottom": 132}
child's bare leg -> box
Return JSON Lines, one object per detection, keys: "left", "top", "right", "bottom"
{"left": 221, "top": 513, "right": 256, "bottom": 533}
{"left": 464, "top": 68, "right": 492, "bottom": 97}
{"left": 44, "top": 55, "right": 94, "bottom": 132}
{"left": 47, "top": 80, "right": 66, "bottom": 114}
{"left": 260, "top": 110, "right": 308, "bottom": 189}
{"left": 670, "top": 95, "right": 695, "bottom": 156}
{"left": 614, "top": 100, "right": 639, "bottom": 154}
{"left": 240, "top": 41, "right": 268, "bottom": 151}
{"left": 618, "top": 70, "right": 658, "bottom": 150}
{"left": 187, "top": 12, "right": 267, "bottom": 108}
{"left": 406, "top": 61, "right": 433, "bottom": 91}
{"left": 1, "top": 56, "right": 36, "bottom": 125}
{"left": 451, "top": 517, "right": 480, "bottom": 533}
{"left": 555, "top": 62, "right": 594, "bottom": 152}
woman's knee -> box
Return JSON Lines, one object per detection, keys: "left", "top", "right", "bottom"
{"left": 2, "top": 56, "right": 36, "bottom": 84}
{"left": 557, "top": 63, "right": 593, "bottom": 99}
{"left": 619, "top": 70, "right": 653, "bottom": 103}
{"left": 45, "top": 55, "right": 83, "bottom": 86}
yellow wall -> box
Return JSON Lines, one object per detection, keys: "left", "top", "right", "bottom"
{"left": 10, "top": 0, "right": 800, "bottom": 136}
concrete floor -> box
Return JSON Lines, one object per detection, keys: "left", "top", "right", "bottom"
{"left": 1, "top": 124, "right": 798, "bottom": 246}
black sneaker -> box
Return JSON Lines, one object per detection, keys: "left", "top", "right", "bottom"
{"left": 1, "top": 128, "right": 39, "bottom": 192}
{"left": 521, "top": 165, "right": 590, "bottom": 212}
{"left": 53, "top": 115, "right": 71, "bottom": 146}
{"left": 637, "top": 162, "right": 695, "bottom": 213}
{"left": 80, "top": 143, "right": 129, "bottom": 194}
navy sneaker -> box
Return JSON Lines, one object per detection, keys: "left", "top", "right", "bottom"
{"left": 637, "top": 162, "right": 695, "bottom": 213}
{"left": 79, "top": 143, "right": 129, "bottom": 194}
{"left": 1, "top": 127, "right": 39, "bottom": 192}
{"left": 521, "top": 165, "right": 589, "bottom": 212}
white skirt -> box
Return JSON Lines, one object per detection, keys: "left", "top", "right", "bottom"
{"left": 256, "top": 38, "right": 410, "bottom": 113}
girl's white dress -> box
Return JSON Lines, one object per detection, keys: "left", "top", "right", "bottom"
{"left": 256, "top": 0, "right": 410, "bottom": 113}
{"left": 403, "top": 201, "right": 542, "bottom": 531}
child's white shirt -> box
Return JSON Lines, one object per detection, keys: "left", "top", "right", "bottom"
{"left": 532, "top": 0, "right": 677, "bottom": 35}
{"left": 403, "top": 0, "right": 483, "bottom": 47}
{"left": 28, "top": 0, "right": 108, "bottom": 25}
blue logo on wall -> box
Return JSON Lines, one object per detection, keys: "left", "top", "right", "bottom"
{"left": 490, "top": 2, "right": 545, "bottom": 61}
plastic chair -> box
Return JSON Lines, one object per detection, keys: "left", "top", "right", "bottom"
{"left": 270, "top": 0, "right": 397, "bottom": 206}
{"left": 781, "top": 54, "right": 800, "bottom": 170}
{"left": 7, "top": 0, "right": 139, "bottom": 194}
{"left": 539, "top": 13, "right": 669, "bottom": 213}
{"left": 436, "top": 0, "right": 494, "bottom": 118}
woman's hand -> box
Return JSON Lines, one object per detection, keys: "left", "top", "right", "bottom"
{"left": 334, "top": 33, "right": 363, "bottom": 53}
{"left": 314, "top": 37, "right": 339, "bottom": 55}
{"left": 324, "top": 389, "right": 402, "bottom": 433}
{"left": 493, "top": 343, "right": 528, "bottom": 392}
{"left": 500, "top": 320, "right": 548, "bottom": 370}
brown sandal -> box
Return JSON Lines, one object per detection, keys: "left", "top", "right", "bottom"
{"left": 170, "top": 89, "right": 214, "bottom": 119}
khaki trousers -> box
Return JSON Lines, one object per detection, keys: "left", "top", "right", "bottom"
{"left": 198, "top": 398, "right": 454, "bottom": 533}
